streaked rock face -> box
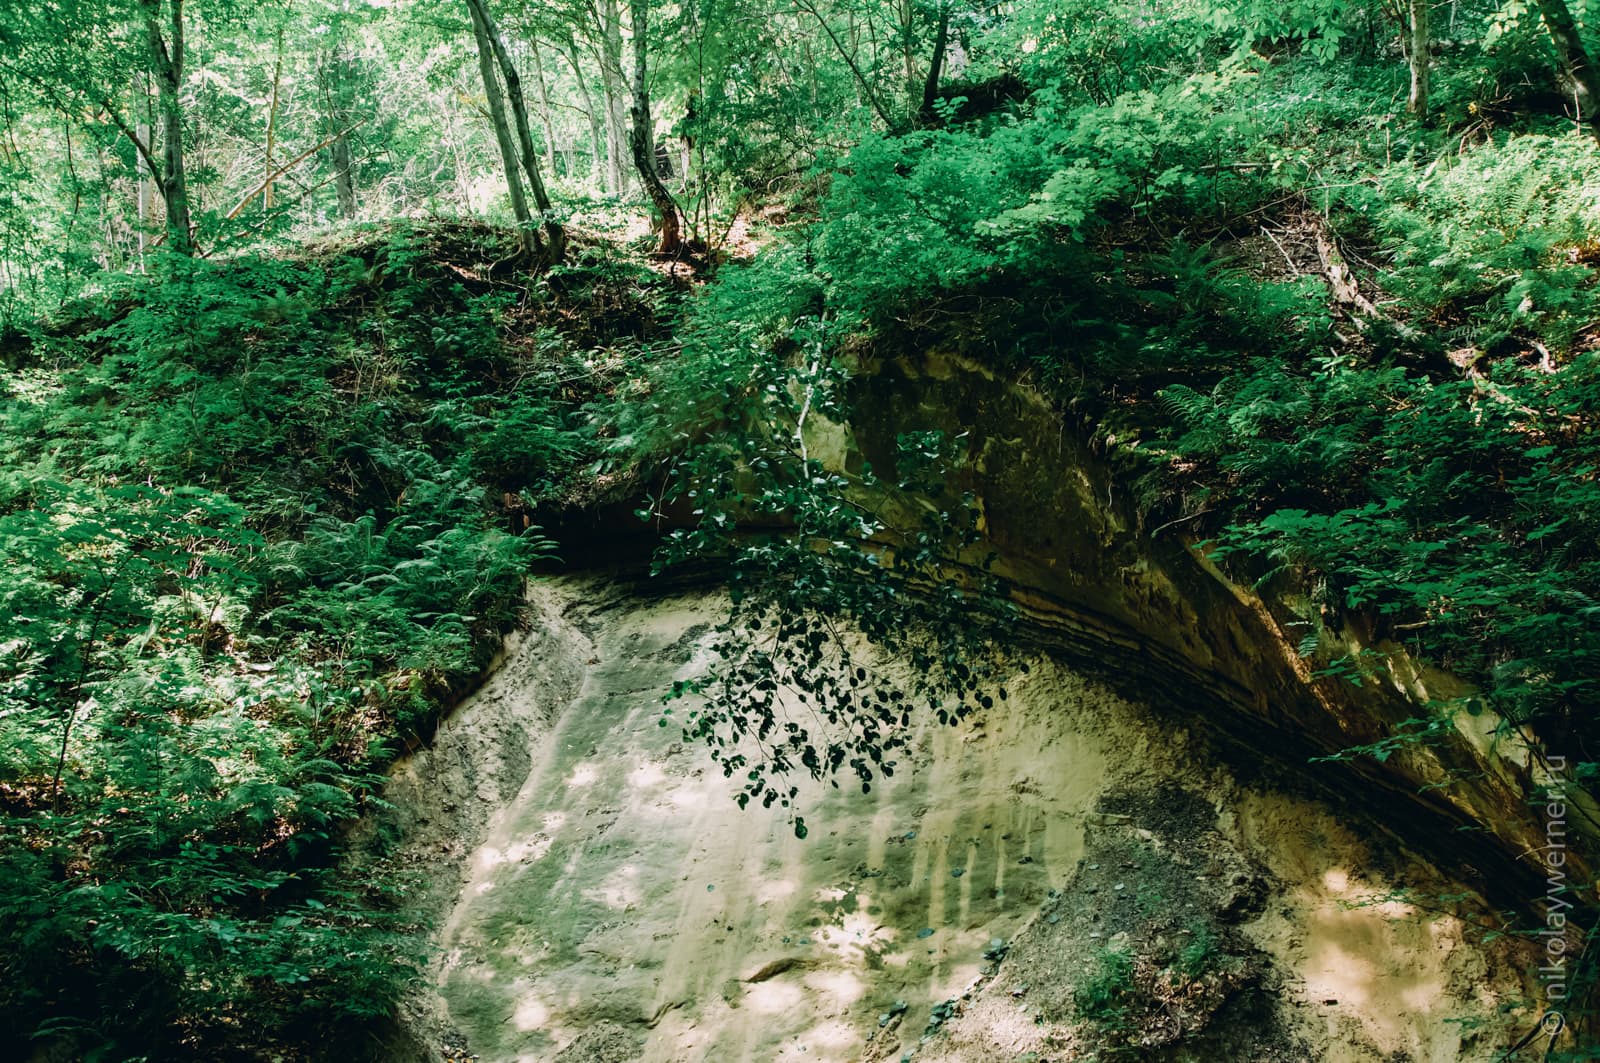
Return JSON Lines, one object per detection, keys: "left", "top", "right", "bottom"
{"left": 385, "top": 575, "right": 1536, "bottom": 1063}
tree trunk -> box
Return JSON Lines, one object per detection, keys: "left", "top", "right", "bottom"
{"left": 597, "top": 0, "right": 629, "bottom": 195}
{"left": 563, "top": 37, "right": 607, "bottom": 188}
{"left": 601, "top": 83, "right": 626, "bottom": 194}
{"left": 1534, "top": 0, "right": 1600, "bottom": 141}
{"left": 1406, "top": 0, "right": 1429, "bottom": 117}
{"left": 794, "top": 0, "right": 898, "bottom": 129}
{"left": 898, "top": 0, "right": 916, "bottom": 104}
{"left": 318, "top": 37, "right": 359, "bottom": 219}
{"left": 469, "top": 0, "right": 564, "bottom": 260}
{"left": 465, "top": 0, "right": 538, "bottom": 258}
{"left": 331, "top": 132, "right": 356, "bottom": 218}
{"left": 264, "top": 27, "right": 283, "bottom": 208}
{"left": 139, "top": 0, "right": 193, "bottom": 253}
{"left": 529, "top": 40, "right": 560, "bottom": 177}
{"left": 918, "top": 3, "right": 951, "bottom": 123}
{"left": 627, "top": 0, "right": 683, "bottom": 255}
{"left": 136, "top": 118, "right": 153, "bottom": 268}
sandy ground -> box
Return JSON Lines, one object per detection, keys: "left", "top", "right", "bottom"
{"left": 387, "top": 575, "right": 1538, "bottom": 1062}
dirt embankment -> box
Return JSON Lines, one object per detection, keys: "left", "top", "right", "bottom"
{"left": 380, "top": 574, "right": 1538, "bottom": 1063}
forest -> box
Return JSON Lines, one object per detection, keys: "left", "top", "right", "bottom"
{"left": 2, "top": 0, "right": 1599, "bottom": 1058}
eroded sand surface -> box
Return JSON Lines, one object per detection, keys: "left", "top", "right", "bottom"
{"left": 390, "top": 576, "right": 1535, "bottom": 1062}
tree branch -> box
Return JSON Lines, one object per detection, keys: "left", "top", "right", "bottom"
{"left": 223, "top": 120, "right": 368, "bottom": 221}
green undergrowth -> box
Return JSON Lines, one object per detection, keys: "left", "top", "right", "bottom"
{"left": 7, "top": 26, "right": 1600, "bottom": 1059}
{"left": 0, "top": 221, "right": 668, "bottom": 1058}
{"left": 608, "top": 253, "right": 1021, "bottom": 835}
{"left": 618, "top": 51, "right": 1600, "bottom": 883}
{"left": 1140, "top": 127, "right": 1600, "bottom": 743}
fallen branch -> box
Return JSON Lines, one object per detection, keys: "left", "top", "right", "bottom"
{"left": 224, "top": 120, "right": 367, "bottom": 221}
{"left": 1260, "top": 225, "right": 1299, "bottom": 274}
{"left": 200, "top": 172, "right": 339, "bottom": 257}
{"left": 1314, "top": 226, "right": 1380, "bottom": 318}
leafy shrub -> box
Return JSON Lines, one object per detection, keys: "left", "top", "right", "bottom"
{"left": 809, "top": 65, "right": 1273, "bottom": 320}
{"left": 457, "top": 390, "right": 588, "bottom": 498}
{"left": 1369, "top": 133, "right": 1600, "bottom": 353}
{"left": 0, "top": 230, "right": 622, "bottom": 1056}
{"left": 0, "top": 478, "right": 427, "bottom": 1055}
{"left": 1162, "top": 349, "right": 1600, "bottom": 729}
{"left": 1176, "top": 924, "right": 1223, "bottom": 980}
{"left": 1075, "top": 946, "right": 1136, "bottom": 1029}
{"left": 261, "top": 464, "right": 551, "bottom": 739}
{"left": 615, "top": 285, "right": 1018, "bottom": 828}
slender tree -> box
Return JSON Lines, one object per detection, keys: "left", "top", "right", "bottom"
{"left": 466, "top": 0, "right": 539, "bottom": 257}
{"left": 262, "top": 25, "right": 284, "bottom": 209}
{"left": 917, "top": 0, "right": 951, "bottom": 123}
{"left": 596, "top": 0, "right": 630, "bottom": 195}
{"left": 1534, "top": 0, "right": 1600, "bottom": 141}
{"left": 529, "top": 39, "right": 560, "bottom": 177}
{"left": 1406, "top": 0, "right": 1429, "bottom": 117}
{"left": 793, "top": 0, "right": 898, "bottom": 129}
{"left": 137, "top": 0, "right": 194, "bottom": 252}
{"left": 562, "top": 34, "right": 608, "bottom": 186}
{"left": 627, "top": 0, "right": 683, "bottom": 254}
{"left": 470, "top": 0, "right": 565, "bottom": 258}
{"left": 316, "top": 22, "right": 360, "bottom": 219}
